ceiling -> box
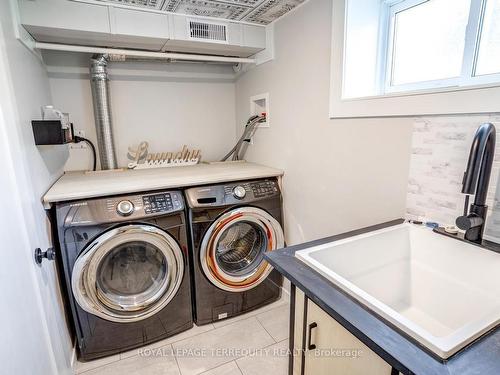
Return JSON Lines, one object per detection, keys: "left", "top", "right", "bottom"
{"left": 88, "top": 0, "right": 305, "bottom": 25}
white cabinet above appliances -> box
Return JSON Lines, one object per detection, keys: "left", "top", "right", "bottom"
{"left": 18, "top": 0, "right": 267, "bottom": 57}
{"left": 109, "top": 7, "right": 170, "bottom": 50}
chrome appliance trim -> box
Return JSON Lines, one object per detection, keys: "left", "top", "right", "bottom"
{"left": 72, "top": 224, "right": 184, "bottom": 323}
{"left": 200, "top": 207, "right": 284, "bottom": 292}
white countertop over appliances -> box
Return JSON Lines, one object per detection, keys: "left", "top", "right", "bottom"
{"left": 42, "top": 161, "right": 284, "bottom": 208}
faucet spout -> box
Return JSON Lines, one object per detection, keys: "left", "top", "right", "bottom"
{"left": 456, "top": 123, "right": 496, "bottom": 242}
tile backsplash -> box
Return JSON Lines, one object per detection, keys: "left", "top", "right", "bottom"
{"left": 405, "top": 114, "right": 500, "bottom": 242}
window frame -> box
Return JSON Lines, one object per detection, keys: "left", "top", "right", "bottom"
{"left": 329, "top": 0, "right": 500, "bottom": 118}
{"left": 380, "top": 0, "right": 500, "bottom": 94}
{"left": 465, "top": 0, "right": 500, "bottom": 83}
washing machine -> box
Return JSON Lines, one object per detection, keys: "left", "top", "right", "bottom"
{"left": 185, "top": 178, "right": 285, "bottom": 325}
{"left": 55, "top": 190, "right": 193, "bottom": 360}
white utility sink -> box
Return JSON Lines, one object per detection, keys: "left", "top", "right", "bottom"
{"left": 296, "top": 223, "right": 500, "bottom": 359}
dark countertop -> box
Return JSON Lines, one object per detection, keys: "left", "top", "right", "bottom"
{"left": 266, "top": 219, "right": 500, "bottom": 375}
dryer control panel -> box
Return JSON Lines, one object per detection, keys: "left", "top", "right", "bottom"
{"left": 250, "top": 180, "right": 279, "bottom": 198}
{"left": 185, "top": 179, "right": 280, "bottom": 208}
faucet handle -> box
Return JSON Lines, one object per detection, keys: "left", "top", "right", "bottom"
{"left": 456, "top": 214, "right": 483, "bottom": 231}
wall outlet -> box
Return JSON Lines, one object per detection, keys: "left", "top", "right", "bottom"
{"left": 70, "top": 130, "right": 87, "bottom": 149}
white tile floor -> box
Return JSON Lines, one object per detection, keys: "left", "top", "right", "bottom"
{"left": 74, "top": 297, "right": 290, "bottom": 375}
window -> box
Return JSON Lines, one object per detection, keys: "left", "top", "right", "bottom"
{"left": 341, "top": 0, "right": 500, "bottom": 99}
{"left": 332, "top": 0, "right": 500, "bottom": 117}
{"left": 384, "top": 0, "right": 500, "bottom": 93}
{"left": 476, "top": 0, "right": 500, "bottom": 76}
{"left": 389, "top": 0, "right": 470, "bottom": 86}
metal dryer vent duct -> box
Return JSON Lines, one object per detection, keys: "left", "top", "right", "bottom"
{"left": 90, "top": 54, "right": 117, "bottom": 170}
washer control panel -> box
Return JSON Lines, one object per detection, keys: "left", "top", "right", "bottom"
{"left": 116, "top": 200, "right": 134, "bottom": 216}
{"left": 84, "top": 190, "right": 186, "bottom": 223}
{"left": 142, "top": 192, "right": 183, "bottom": 214}
{"left": 63, "top": 191, "right": 185, "bottom": 226}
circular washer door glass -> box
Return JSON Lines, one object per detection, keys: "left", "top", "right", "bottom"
{"left": 200, "top": 207, "right": 284, "bottom": 292}
{"left": 96, "top": 241, "right": 168, "bottom": 312}
{"left": 72, "top": 224, "right": 184, "bottom": 323}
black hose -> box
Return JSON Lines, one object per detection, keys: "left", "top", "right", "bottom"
{"left": 74, "top": 136, "right": 97, "bottom": 171}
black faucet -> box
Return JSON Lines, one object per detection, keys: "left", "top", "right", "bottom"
{"left": 456, "top": 123, "right": 496, "bottom": 242}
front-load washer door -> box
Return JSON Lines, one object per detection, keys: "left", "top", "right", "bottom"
{"left": 72, "top": 224, "right": 184, "bottom": 323}
{"left": 200, "top": 207, "right": 284, "bottom": 292}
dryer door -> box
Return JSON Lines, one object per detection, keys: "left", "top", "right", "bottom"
{"left": 200, "top": 207, "right": 284, "bottom": 292}
{"left": 72, "top": 224, "right": 184, "bottom": 323}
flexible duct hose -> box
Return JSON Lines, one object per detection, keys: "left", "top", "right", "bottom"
{"left": 90, "top": 54, "right": 118, "bottom": 170}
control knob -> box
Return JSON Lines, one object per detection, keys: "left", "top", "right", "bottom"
{"left": 116, "top": 200, "right": 134, "bottom": 216}
{"left": 232, "top": 186, "right": 246, "bottom": 200}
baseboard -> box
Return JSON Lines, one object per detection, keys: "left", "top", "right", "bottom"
{"left": 70, "top": 344, "right": 77, "bottom": 370}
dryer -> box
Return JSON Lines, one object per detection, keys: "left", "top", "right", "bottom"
{"left": 185, "top": 178, "right": 284, "bottom": 325}
{"left": 55, "top": 190, "right": 193, "bottom": 360}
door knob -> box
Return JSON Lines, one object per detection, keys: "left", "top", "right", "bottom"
{"left": 34, "top": 247, "right": 56, "bottom": 265}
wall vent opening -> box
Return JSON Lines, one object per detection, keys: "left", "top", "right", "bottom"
{"left": 189, "top": 21, "right": 228, "bottom": 43}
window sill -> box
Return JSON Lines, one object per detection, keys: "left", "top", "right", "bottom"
{"left": 330, "top": 83, "right": 500, "bottom": 119}
{"left": 342, "top": 80, "right": 500, "bottom": 103}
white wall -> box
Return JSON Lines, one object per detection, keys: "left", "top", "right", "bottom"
{"left": 235, "top": 0, "right": 414, "bottom": 245}
{"left": 236, "top": 0, "right": 500, "bottom": 246}
{"left": 43, "top": 52, "right": 237, "bottom": 170}
{"left": 0, "top": 1, "right": 72, "bottom": 374}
